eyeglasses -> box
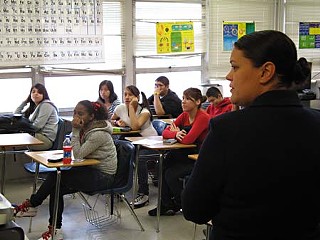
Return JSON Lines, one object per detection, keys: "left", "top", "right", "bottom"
{"left": 155, "top": 83, "right": 165, "bottom": 87}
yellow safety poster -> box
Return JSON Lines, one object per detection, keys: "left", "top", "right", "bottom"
{"left": 156, "top": 22, "right": 194, "bottom": 54}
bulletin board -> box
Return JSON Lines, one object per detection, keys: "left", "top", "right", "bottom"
{"left": 156, "top": 22, "right": 194, "bottom": 54}
{"left": 0, "top": 0, "right": 104, "bottom": 67}
{"left": 299, "top": 22, "right": 320, "bottom": 49}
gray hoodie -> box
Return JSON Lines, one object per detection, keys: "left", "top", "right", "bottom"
{"left": 71, "top": 120, "right": 117, "bottom": 175}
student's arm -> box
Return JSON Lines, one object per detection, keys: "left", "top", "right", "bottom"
{"left": 14, "top": 100, "right": 28, "bottom": 114}
{"left": 71, "top": 129, "right": 105, "bottom": 160}
{"left": 32, "top": 103, "right": 55, "bottom": 130}
{"left": 127, "top": 98, "right": 150, "bottom": 130}
{"left": 179, "top": 112, "right": 209, "bottom": 144}
{"left": 153, "top": 93, "right": 166, "bottom": 115}
{"left": 162, "top": 113, "right": 184, "bottom": 139}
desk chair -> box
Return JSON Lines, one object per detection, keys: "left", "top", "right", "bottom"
{"left": 79, "top": 140, "right": 144, "bottom": 231}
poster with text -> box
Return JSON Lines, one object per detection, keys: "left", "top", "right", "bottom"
{"left": 156, "top": 22, "right": 194, "bottom": 54}
{"left": 223, "top": 22, "right": 255, "bottom": 51}
{"left": 299, "top": 22, "right": 320, "bottom": 49}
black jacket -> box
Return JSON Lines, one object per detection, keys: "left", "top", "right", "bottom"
{"left": 182, "top": 90, "right": 320, "bottom": 240}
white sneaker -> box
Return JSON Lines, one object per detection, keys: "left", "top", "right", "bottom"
{"left": 133, "top": 194, "right": 149, "bottom": 208}
{"left": 15, "top": 207, "right": 37, "bottom": 217}
{"left": 38, "top": 227, "right": 63, "bottom": 240}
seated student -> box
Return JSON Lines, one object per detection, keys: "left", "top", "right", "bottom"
{"left": 205, "top": 86, "right": 233, "bottom": 118}
{"left": 14, "top": 100, "right": 117, "bottom": 240}
{"left": 148, "top": 87, "right": 210, "bottom": 216}
{"left": 112, "top": 85, "right": 158, "bottom": 208}
{"left": 97, "top": 80, "right": 121, "bottom": 119}
{"left": 148, "top": 76, "right": 183, "bottom": 118}
{"left": 111, "top": 85, "right": 157, "bottom": 136}
{"left": 14, "top": 83, "right": 59, "bottom": 150}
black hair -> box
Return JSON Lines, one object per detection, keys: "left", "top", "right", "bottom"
{"left": 234, "top": 30, "right": 311, "bottom": 88}
{"left": 125, "top": 85, "right": 153, "bottom": 121}
{"left": 206, "top": 86, "right": 222, "bottom": 98}
{"left": 98, "top": 80, "right": 118, "bottom": 103}
{"left": 183, "top": 87, "right": 207, "bottom": 109}
{"left": 155, "top": 76, "right": 169, "bottom": 86}
{"left": 78, "top": 100, "right": 108, "bottom": 120}
{"left": 24, "top": 83, "right": 51, "bottom": 118}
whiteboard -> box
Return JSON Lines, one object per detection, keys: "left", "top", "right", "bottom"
{"left": 0, "top": 0, "right": 104, "bottom": 66}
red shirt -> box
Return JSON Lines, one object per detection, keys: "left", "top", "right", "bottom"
{"left": 206, "top": 97, "right": 233, "bottom": 118}
{"left": 162, "top": 110, "right": 210, "bottom": 146}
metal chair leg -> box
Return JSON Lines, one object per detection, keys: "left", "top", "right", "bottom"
{"left": 120, "top": 195, "right": 144, "bottom": 231}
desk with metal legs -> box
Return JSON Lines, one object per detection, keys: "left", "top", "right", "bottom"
{"left": 126, "top": 136, "right": 196, "bottom": 232}
{"left": 25, "top": 150, "right": 99, "bottom": 239}
{"left": 0, "top": 133, "right": 43, "bottom": 194}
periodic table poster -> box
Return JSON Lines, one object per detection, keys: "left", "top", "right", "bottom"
{"left": 0, "top": 0, "right": 104, "bottom": 66}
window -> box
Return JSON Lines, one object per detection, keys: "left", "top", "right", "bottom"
{"left": 45, "top": 75, "right": 123, "bottom": 110}
{"left": 134, "top": 0, "right": 204, "bottom": 93}
{"left": 136, "top": 71, "right": 202, "bottom": 100}
{"left": 1, "top": 77, "right": 32, "bottom": 113}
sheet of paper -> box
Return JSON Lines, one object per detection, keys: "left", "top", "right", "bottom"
{"left": 132, "top": 139, "right": 163, "bottom": 146}
{"left": 38, "top": 152, "right": 63, "bottom": 159}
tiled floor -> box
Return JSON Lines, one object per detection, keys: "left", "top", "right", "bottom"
{"left": 5, "top": 177, "right": 206, "bottom": 240}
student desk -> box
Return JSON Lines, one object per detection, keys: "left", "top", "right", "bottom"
{"left": 159, "top": 118, "right": 175, "bottom": 124}
{"left": 25, "top": 150, "right": 100, "bottom": 238}
{"left": 125, "top": 135, "right": 196, "bottom": 232}
{"left": 152, "top": 114, "right": 172, "bottom": 119}
{"left": 0, "top": 133, "right": 43, "bottom": 194}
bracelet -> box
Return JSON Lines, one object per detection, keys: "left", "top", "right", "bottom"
{"left": 154, "top": 92, "right": 159, "bottom": 95}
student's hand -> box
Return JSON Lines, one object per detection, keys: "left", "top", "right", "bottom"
{"left": 116, "top": 119, "right": 126, "bottom": 127}
{"left": 154, "top": 86, "right": 161, "bottom": 96}
{"left": 169, "top": 123, "right": 180, "bottom": 132}
{"left": 72, "top": 116, "right": 84, "bottom": 129}
{"left": 176, "top": 130, "right": 187, "bottom": 141}
{"left": 130, "top": 97, "right": 139, "bottom": 108}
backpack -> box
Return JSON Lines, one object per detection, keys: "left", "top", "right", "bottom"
{"left": 0, "top": 114, "right": 36, "bottom": 134}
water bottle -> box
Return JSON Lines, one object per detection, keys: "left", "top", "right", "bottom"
{"left": 62, "top": 135, "right": 72, "bottom": 164}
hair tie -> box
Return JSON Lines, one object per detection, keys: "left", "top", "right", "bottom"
{"left": 92, "top": 102, "right": 101, "bottom": 111}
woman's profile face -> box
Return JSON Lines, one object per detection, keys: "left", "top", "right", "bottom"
{"left": 31, "top": 87, "right": 44, "bottom": 105}
{"left": 226, "top": 48, "right": 262, "bottom": 107}
{"left": 100, "top": 84, "right": 110, "bottom": 100}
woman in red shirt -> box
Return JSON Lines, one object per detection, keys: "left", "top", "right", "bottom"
{"left": 148, "top": 87, "right": 210, "bottom": 216}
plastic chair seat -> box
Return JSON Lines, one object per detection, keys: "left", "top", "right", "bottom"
{"left": 24, "top": 162, "right": 56, "bottom": 173}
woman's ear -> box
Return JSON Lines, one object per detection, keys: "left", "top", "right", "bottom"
{"left": 259, "top": 62, "right": 276, "bottom": 84}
